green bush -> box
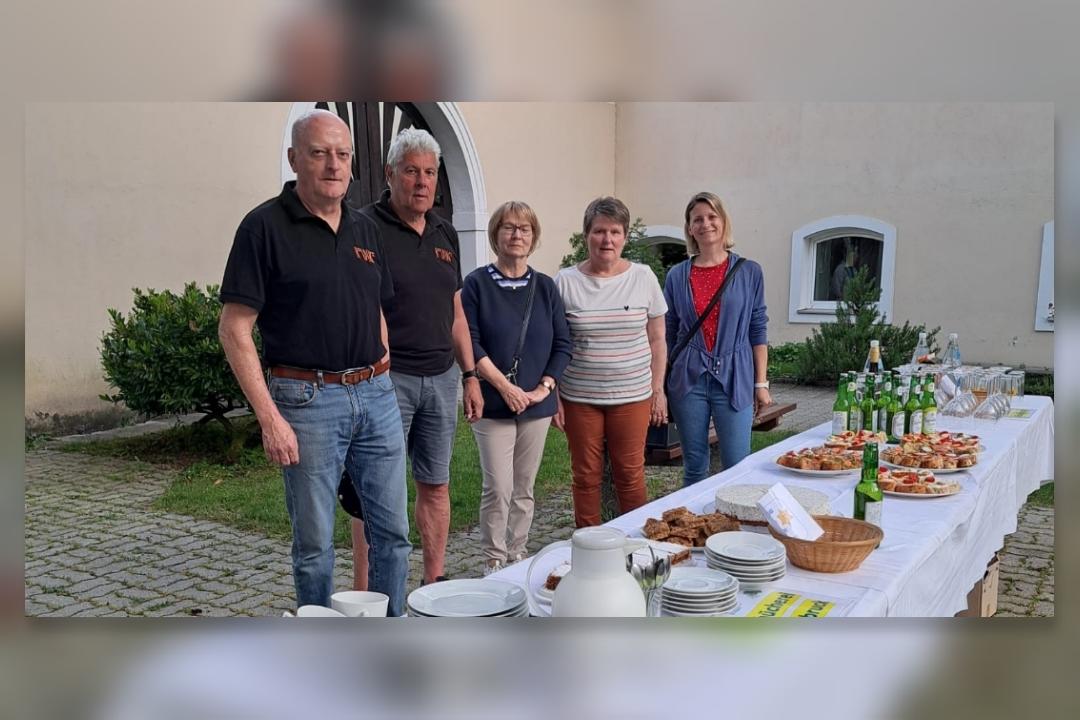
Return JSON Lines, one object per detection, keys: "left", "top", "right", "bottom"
{"left": 795, "top": 268, "right": 939, "bottom": 384}
{"left": 767, "top": 341, "right": 803, "bottom": 380}
{"left": 100, "top": 283, "right": 257, "bottom": 460}
{"left": 560, "top": 218, "right": 667, "bottom": 286}
{"left": 1025, "top": 372, "right": 1054, "bottom": 399}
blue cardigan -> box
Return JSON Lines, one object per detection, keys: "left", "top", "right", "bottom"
{"left": 663, "top": 252, "right": 768, "bottom": 412}
{"left": 461, "top": 266, "right": 573, "bottom": 419}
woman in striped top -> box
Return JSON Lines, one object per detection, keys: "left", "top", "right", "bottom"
{"left": 554, "top": 197, "right": 668, "bottom": 528}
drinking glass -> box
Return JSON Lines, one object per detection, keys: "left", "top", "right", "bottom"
{"left": 974, "top": 376, "right": 1007, "bottom": 420}
{"left": 1008, "top": 370, "right": 1025, "bottom": 399}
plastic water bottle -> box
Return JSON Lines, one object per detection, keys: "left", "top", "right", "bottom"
{"left": 910, "top": 332, "right": 931, "bottom": 365}
{"left": 941, "top": 333, "right": 962, "bottom": 368}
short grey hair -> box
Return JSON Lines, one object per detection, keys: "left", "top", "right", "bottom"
{"left": 386, "top": 127, "right": 442, "bottom": 171}
{"left": 291, "top": 109, "right": 350, "bottom": 149}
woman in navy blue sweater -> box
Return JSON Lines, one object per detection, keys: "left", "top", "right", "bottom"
{"left": 461, "top": 201, "right": 572, "bottom": 575}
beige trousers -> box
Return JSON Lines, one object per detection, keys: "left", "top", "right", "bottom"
{"left": 471, "top": 416, "right": 553, "bottom": 563}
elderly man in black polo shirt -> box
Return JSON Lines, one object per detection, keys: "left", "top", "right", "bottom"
{"left": 218, "top": 109, "right": 411, "bottom": 613}
{"left": 350, "top": 127, "right": 483, "bottom": 586}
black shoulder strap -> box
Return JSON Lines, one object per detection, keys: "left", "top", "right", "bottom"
{"left": 506, "top": 273, "right": 538, "bottom": 385}
{"left": 668, "top": 257, "right": 744, "bottom": 368}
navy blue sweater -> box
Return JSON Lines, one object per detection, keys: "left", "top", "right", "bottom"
{"left": 461, "top": 265, "right": 572, "bottom": 419}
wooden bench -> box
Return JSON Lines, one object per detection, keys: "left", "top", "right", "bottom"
{"left": 645, "top": 401, "right": 798, "bottom": 462}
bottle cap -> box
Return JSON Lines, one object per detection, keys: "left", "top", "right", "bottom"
{"left": 870, "top": 340, "right": 879, "bottom": 347}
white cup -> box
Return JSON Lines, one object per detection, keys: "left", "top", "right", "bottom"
{"left": 296, "top": 604, "right": 346, "bottom": 617}
{"left": 330, "top": 591, "right": 390, "bottom": 617}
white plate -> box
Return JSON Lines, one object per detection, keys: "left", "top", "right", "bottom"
{"left": 663, "top": 567, "right": 739, "bottom": 595}
{"left": 703, "top": 548, "right": 786, "bottom": 566}
{"left": 773, "top": 461, "right": 858, "bottom": 477}
{"left": 660, "top": 603, "right": 740, "bottom": 617}
{"left": 407, "top": 579, "right": 526, "bottom": 617}
{"left": 706, "top": 562, "right": 786, "bottom": 577}
{"left": 705, "top": 532, "right": 786, "bottom": 562}
{"left": 661, "top": 592, "right": 738, "bottom": 607}
{"left": 662, "top": 601, "right": 739, "bottom": 615}
{"left": 881, "top": 460, "right": 972, "bottom": 474}
{"left": 708, "top": 569, "right": 786, "bottom": 578}
{"left": 882, "top": 487, "right": 961, "bottom": 499}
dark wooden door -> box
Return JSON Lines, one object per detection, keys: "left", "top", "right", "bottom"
{"left": 314, "top": 102, "right": 454, "bottom": 223}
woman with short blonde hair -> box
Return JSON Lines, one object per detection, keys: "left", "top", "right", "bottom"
{"left": 462, "top": 201, "right": 571, "bottom": 574}
{"left": 665, "top": 192, "right": 771, "bottom": 484}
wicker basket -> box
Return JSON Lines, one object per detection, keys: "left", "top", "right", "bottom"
{"left": 767, "top": 515, "right": 883, "bottom": 573}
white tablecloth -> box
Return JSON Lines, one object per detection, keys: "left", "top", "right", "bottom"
{"left": 492, "top": 396, "right": 1054, "bottom": 617}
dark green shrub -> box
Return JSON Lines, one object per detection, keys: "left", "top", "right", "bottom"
{"left": 560, "top": 218, "right": 667, "bottom": 286}
{"left": 767, "top": 341, "right": 804, "bottom": 380}
{"left": 100, "top": 283, "right": 258, "bottom": 461}
{"left": 1025, "top": 372, "right": 1054, "bottom": 399}
{"left": 795, "top": 268, "right": 940, "bottom": 384}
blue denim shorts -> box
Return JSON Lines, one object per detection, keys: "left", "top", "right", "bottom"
{"left": 391, "top": 366, "right": 460, "bottom": 485}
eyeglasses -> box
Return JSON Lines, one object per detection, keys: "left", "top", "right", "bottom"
{"left": 499, "top": 223, "right": 533, "bottom": 237}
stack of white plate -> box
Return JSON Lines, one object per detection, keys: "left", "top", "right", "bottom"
{"left": 407, "top": 578, "right": 528, "bottom": 617}
{"left": 658, "top": 567, "right": 740, "bottom": 616}
{"left": 704, "top": 532, "right": 787, "bottom": 591}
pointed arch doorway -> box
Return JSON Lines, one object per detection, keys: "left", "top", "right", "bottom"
{"left": 281, "top": 102, "right": 488, "bottom": 273}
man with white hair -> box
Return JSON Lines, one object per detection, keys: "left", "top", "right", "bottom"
{"left": 218, "top": 109, "right": 411, "bottom": 613}
{"left": 353, "top": 127, "right": 483, "bottom": 586}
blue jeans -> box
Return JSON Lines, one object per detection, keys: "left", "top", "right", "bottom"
{"left": 669, "top": 373, "right": 753, "bottom": 486}
{"left": 270, "top": 372, "right": 411, "bottom": 615}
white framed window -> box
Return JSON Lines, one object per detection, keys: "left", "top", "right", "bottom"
{"left": 788, "top": 215, "right": 897, "bottom": 324}
{"left": 1035, "top": 221, "right": 1054, "bottom": 332}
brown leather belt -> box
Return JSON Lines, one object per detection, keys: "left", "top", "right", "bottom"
{"left": 269, "top": 358, "right": 390, "bottom": 385}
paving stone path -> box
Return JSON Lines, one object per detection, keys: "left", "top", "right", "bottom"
{"left": 24, "top": 382, "right": 1052, "bottom": 616}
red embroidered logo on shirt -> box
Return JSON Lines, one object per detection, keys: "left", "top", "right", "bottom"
{"left": 434, "top": 248, "right": 455, "bottom": 264}
{"left": 354, "top": 247, "right": 376, "bottom": 263}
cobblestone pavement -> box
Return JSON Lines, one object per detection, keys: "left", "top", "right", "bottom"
{"left": 25, "top": 381, "right": 1052, "bottom": 616}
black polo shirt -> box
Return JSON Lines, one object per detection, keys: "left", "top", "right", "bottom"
{"left": 362, "top": 189, "right": 463, "bottom": 377}
{"left": 220, "top": 181, "right": 393, "bottom": 371}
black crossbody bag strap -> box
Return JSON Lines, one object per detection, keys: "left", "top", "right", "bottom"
{"left": 667, "top": 257, "right": 744, "bottom": 370}
{"left": 505, "top": 273, "right": 538, "bottom": 385}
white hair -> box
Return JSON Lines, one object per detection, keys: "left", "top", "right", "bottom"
{"left": 386, "top": 127, "right": 442, "bottom": 171}
{"left": 290, "top": 109, "right": 350, "bottom": 148}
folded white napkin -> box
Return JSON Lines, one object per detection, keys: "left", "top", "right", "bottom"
{"left": 757, "top": 482, "right": 825, "bottom": 541}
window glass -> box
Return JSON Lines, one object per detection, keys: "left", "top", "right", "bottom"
{"left": 812, "top": 235, "right": 884, "bottom": 301}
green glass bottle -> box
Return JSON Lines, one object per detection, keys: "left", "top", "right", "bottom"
{"left": 922, "top": 374, "right": 938, "bottom": 434}
{"left": 847, "top": 373, "right": 863, "bottom": 432}
{"left": 861, "top": 374, "right": 877, "bottom": 432}
{"left": 854, "top": 441, "right": 883, "bottom": 528}
{"left": 904, "top": 374, "right": 923, "bottom": 436}
{"left": 832, "top": 374, "right": 849, "bottom": 435}
{"left": 888, "top": 374, "right": 904, "bottom": 441}
{"left": 876, "top": 375, "right": 891, "bottom": 436}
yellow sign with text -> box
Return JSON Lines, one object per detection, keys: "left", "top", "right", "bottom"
{"left": 791, "top": 598, "right": 836, "bottom": 618}
{"left": 747, "top": 591, "right": 800, "bottom": 617}
{"left": 746, "top": 592, "right": 838, "bottom": 617}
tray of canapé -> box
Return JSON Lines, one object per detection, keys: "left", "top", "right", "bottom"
{"left": 880, "top": 431, "right": 983, "bottom": 473}
{"left": 774, "top": 430, "right": 885, "bottom": 476}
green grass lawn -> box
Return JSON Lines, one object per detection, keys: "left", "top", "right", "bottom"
{"left": 59, "top": 418, "right": 796, "bottom": 547}
{"left": 1028, "top": 482, "right": 1054, "bottom": 507}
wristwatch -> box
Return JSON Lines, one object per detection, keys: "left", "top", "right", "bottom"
{"left": 540, "top": 378, "right": 556, "bottom": 392}
{"left": 461, "top": 369, "right": 479, "bottom": 383}
{"left": 754, "top": 381, "right": 770, "bottom": 389}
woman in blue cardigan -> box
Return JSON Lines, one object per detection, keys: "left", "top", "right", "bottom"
{"left": 664, "top": 192, "right": 772, "bottom": 485}
{"left": 461, "top": 201, "right": 572, "bottom": 575}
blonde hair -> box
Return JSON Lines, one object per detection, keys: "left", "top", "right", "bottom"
{"left": 684, "top": 191, "right": 734, "bottom": 256}
{"left": 486, "top": 201, "right": 541, "bottom": 256}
